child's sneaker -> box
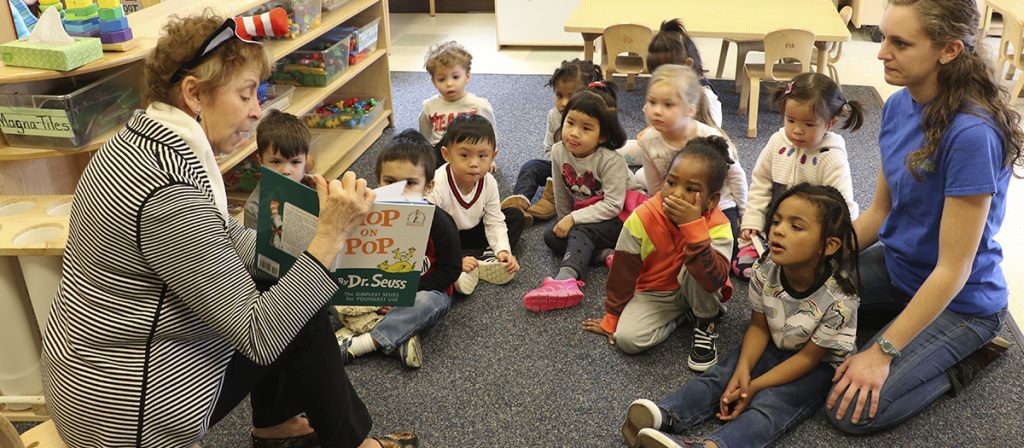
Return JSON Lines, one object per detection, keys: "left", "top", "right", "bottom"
{"left": 526, "top": 178, "right": 557, "bottom": 220}
{"left": 732, "top": 244, "right": 758, "bottom": 279}
{"left": 523, "top": 277, "right": 585, "bottom": 311}
{"left": 375, "top": 432, "right": 419, "bottom": 448}
{"left": 947, "top": 336, "right": 1011, "bottom": 397}
{"left": 335, "top": 327, "right": 358, "bottom": 365}
{"left": 687, "top": 318, "right": 719, "bottom": 372}
{"left": 391, "top": 335, "right": 423, "bottom": 369}
{"left": 622, "top": 399, "right": 664, "bottom": 448}
{"left": 455, "top": 269, "right": 479, "bottom": 295}
{"left": 606, "top": 253, "right": 614, "bottom": 269}
{"left": 501, "top": 195, "right": 533, "bottom": 227}
{"left": 478, "top": 258, "right": 516, "bottom": 285}
{"left": 636, "top": 428, "right": 701, "bottom": 447}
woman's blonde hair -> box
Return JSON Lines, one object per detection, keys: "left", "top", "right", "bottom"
{"left": 888, "top": 0, "right": 1023, "bottom": 179}
{"left": 143, "top": 12, "right": 271, "bottom": 108}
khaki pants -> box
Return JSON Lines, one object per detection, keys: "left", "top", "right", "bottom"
{"left": 614, "top": 268, "right": 724, "bottom": 354}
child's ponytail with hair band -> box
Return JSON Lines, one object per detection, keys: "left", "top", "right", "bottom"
{"left": 769, "top": 73, "right": 866, "bottom": 133}
{"left": 670, "top": 135, "right": 734, "bottom": 193}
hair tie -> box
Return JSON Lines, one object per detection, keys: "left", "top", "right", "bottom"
{"left": 588, "top": 81, "right": 606, "bottom": 88}
{"left": 784, "top": 81, "right": 794, "bottom": 95}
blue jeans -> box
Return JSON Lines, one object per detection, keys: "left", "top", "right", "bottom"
{"left": 513, "top": 159, "right": 552, "bottom": 199}
{"left": 827, "top": 244, "right": 1006, "bottom": 435}
{"left": 369, "top": 289, "right": 451, "bottom": 353}
{"left": 657, "top": 344, "right": 835, "bottom": 448}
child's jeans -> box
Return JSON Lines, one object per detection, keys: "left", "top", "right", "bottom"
{"left": 657, "top": 344, "right": 835, "bottom": 448}
{"left": 542, "top": 217, "right": 621, "bottom": 281}
{"left": 369, "top": 290, "right": 451, "bottom": 354}
{"left": 827, "top": 244, "right": 1005, "bottom": 435}
{"left": 513, "top": 159, "right": 552, "bottom": 199}
{"left": 458, "top": 207, "right": 525, "bottom": 258}
{"left": 614, "top": 268, "right": 725, "bottom": 354}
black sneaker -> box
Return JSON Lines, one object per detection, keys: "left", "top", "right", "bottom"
{"left": 687, "top": 319, "right": 719, "bottom": 372}
{"left": 947, "top": 336, "right": 1011, "bottom": 397}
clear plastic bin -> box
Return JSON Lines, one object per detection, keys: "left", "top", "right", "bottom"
{"left": 321, "top": 0, "right": 350, "bottom": 11}
{"left": 303, "top": 94, "right": 385, "bottom": 129}
{"left": 247, "top": 84, "right": 296, "bottom": 135}
{"left": 0, "top": 65, "right": 141, "bottom": 150}
{"left": 338, "top": 17, "right": 380, "bottom": 65}
{"left": 244, "top": 0, "right": 323, "bottom": 38}
{"left": 270, "top": 30, "right": 351, "bottom": 87}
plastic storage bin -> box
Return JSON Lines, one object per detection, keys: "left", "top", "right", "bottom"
{"left": 245, "top": 0, "right": 323, "bottom": 38}
{"left": 0, "top": 65, "right": 141, "bottom": 150}
{"left": 322, "top": 0, "right": 351, "bottom": 11}
{"left": 270, "top": 29, "right": 351, "bottom": 87}
{"left": 304, "top": 94, "right": 384, "bottom": 129}
{"left": 338, "top": 17, "right": 380, "bottom": 65}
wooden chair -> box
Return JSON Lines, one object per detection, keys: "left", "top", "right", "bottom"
{"left": 811, "top": 6, "right": 854, "bottom": 87}
{"left": 601, "top": 24, "right": 653, "bottom": 91}
{"left": 716, "top": 39, "right": 764, "bottom": 92}
{"left": 0, "top": 414, "right": 67, "bottom": 448}
{"left": 996, "top": 11, "right": 1024, "bottom": 99}
{"left": 738, "top": 29, "right": 816, "bottom": 138}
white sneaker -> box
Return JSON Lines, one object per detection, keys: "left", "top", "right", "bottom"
{"left": 477, "top": 258, "right": 516, "bottom": 285}
{"left": 622, "top": 399, "right": 663, "bottom": 448}
{"left": 455, "top": 269, "right": 479, "bottom": 295}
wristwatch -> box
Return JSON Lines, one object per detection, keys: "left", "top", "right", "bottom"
{"left": 876, "top": 337, "right": 901, "bottom": 359}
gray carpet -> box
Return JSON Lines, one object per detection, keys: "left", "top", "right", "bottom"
{"left": 24, "top": 73, "right": 1023, "bottom": 446}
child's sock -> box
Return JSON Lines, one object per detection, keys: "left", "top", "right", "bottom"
{"left": 349, "top": 333, "right": 378, "bottom": 357}
{"left": 554, "top": 266, "right": 578, "bottom": 281}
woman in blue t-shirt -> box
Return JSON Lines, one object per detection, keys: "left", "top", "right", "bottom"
{"left": 826, "top": 0, "right": 1023, "bottom": 434}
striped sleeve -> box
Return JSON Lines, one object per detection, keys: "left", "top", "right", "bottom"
{"left": 138, "top": 183, "right": 339, "bottom": 365}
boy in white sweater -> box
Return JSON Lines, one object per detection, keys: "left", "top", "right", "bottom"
{"left": 427, "top": 115, "right": 523, "bottom": 295}
{"left": 419, "top": 40, "right": 496, "bottom": 169}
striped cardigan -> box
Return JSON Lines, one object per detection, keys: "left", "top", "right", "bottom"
{"left": 41, "top": 111, "right": 340, "bottom": 447}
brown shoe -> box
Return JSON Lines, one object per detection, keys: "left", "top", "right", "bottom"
{"left": 376, "top": 432, "right": 418, "bottom": 448}
{"left": 526, "top": 178, "right": 557, "bottom": 221}
{"left": 501, "top": 194, "right": 533, "bottom": 226}
{"left": 250, "top": 432, "right": 319, "bottom": 448}
{"left": 947, "top": 336, "right": 1011, "bottom": 397}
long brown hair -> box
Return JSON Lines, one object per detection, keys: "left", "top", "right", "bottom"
{"left": 889, "top": 0, "right": 1023, "bottom": 179}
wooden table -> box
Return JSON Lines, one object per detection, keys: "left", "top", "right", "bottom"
{"left": 564, "top": 0, "right": 850, "bottom": 73}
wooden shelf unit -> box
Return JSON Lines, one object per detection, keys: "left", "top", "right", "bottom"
{"left": 0, "top": 0, "right": 394, "bottom": 422}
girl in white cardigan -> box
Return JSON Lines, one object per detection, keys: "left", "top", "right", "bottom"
{"left": 735, "top": 72, "right": 865, "bottom": 279}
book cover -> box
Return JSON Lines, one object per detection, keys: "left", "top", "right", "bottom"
{"left": 255, "top": 167, "right": 434, "bottom": 306}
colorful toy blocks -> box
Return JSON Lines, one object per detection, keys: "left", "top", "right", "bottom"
{"left": 97, "top": 1, "right": 135, "bottom": 49}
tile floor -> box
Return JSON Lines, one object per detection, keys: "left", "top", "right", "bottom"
{"left": 387, "top": 12, "right": 1024, "bottom": 323}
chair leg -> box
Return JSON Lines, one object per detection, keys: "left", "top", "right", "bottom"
{"left": 605, "top": 69, "right": 613, "bottom": 82}
{"left": 747, "top": 78, "right": 761, "bottom": 139}
{"left": 830, "top": 64, "right": 841, "bottom": 91}
{"left": 1011, "top": 71, "right": 1024, "bottom": 100}
{"left": 626, "top": 73, "right": 636, "bottom": 91}
{"left": 716, "top": 40, "right": 730, "bottom": 79}
{"left": 738, "top": 68, "right": 750, "bottom": 115}
{"left": 430, "top": 0, "right": 435, "bottom": 16}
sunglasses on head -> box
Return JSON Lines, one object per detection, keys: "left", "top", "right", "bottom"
{"left": 168, "top": 18, "right": 262, "bottom": 84}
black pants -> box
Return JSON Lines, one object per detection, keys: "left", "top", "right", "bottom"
{"left": 458, "top": 207, "right": 525, "bottom": 258}
{"left": 210, "top": 308, "right": 372, "bottom": 448}
{"left": 543, "top": 218, "right": 622, "bottom": 281}
{"left": 513, "top": 159, "right": 552, "bottom": 199}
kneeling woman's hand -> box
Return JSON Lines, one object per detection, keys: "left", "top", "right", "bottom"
{"left": 308, "top": 172, "right": 377, "bottom": 267}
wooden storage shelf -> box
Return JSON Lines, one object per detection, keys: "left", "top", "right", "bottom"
{"left": 316, "top": 107, "right": 390, "bottom": 180}
{"left": 0, "top": 128, "right": 119, "bottom": 161}
{"left": 219, "top": 47, "right": 388, "bottom": 173}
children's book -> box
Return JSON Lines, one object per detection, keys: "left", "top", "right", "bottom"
{"left": 255, "top": 167, "right": 435, "bottom": 306}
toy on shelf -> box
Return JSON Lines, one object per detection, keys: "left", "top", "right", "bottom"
{"left": 96, "top": 0, "right": 136, "bottom": 51}
{"left": 38, "top": 0, "right": 65, "bottom": 19}
{"left": 63, "top": 0, "right": 100, "bottom": 37}
{"left": 304, "top": 96, "right": 381, "bottom": 129}
{"left": 242, "top": 0, "right": 322, "bottom": 39}
{"left": 234, "top": 7, "right": 291, "bottom": 40}
{"left": 270, "top": 29, "right": 350, "bottom": 87}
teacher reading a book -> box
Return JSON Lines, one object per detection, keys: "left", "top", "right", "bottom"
{"left": 41, "top": 14, "right": 415, "bottom": 448}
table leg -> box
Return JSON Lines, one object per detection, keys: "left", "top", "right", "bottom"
{"left": 582, "top": 33, "right": 600, "bottom": 62}
{"left": 816, "top": 43, "right": 828, "bottom": 74}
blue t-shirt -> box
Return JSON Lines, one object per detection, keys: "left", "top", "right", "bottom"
{"left": 877, "top": 89, "right": 1009, "bottom": 316}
